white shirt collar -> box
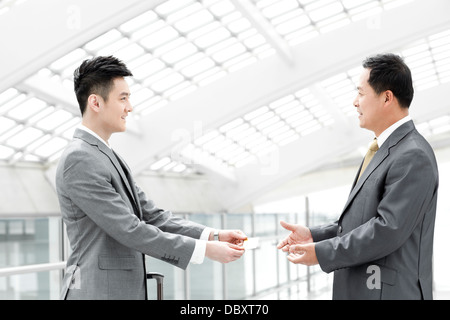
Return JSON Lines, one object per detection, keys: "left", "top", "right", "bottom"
{"left": 376, "top": 115, "right": 412, "bottom": 148}
{"left": 78, "top": 124, "right": 111, "bottom": 149}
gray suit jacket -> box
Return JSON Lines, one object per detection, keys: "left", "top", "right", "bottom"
{"left": 56, "top": 129, "right": 206, "bottom": 299}
{"left": 311, "top": 121, "right": 439, "bottom": 300}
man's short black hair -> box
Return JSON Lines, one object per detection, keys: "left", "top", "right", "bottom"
{"left": 362, "top": 53, "right": 414, "bottom": 108}
{"left": 73, "top": 56, "right": 133, "bottom": 115}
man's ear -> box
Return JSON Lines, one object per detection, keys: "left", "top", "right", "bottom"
{"left": 384, "top": 90, "right": 394, "bottom": 105}
{"left": 87, "top": 94, "right": 101, "bottom": 113}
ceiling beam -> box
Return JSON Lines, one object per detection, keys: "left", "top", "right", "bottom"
{"left": 230, "top": 0, "right": 294, "bottom": 66}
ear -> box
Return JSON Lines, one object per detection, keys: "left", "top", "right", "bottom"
{"left": 384, "top": 90, "right": 394, "bottom": 105}
{"left": 87, "top": 94, "right": 101, "bottom": 113}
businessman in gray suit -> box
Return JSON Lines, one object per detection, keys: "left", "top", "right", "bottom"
{"left": 56, "top": 56, "right": 246, "bottom": 300}
{"left": 277, "top": 54, "right": 439, "bottom": 299}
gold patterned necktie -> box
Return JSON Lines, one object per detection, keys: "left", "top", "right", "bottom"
{"left": 358, "top": 138, "right": 379, "bottom": 180}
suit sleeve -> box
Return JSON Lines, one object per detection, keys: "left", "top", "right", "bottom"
{"left": 61, "top": 149, "right": 197, "bottom": 269}
{"left": 310, "top": 221, "right": 339, "bottom": 242}
{"left": 135, "top": 183, "right": 206, "bottom": 239}
{"left": 315, "top": 146, "right": 437, "bottom": 273}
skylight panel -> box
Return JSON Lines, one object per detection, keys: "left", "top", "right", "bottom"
{"left": 7, "top": 97, "right": 47, "bottom": 121}
{"left": 150, "top": 157, "right": 172, "bottom": 171}
{"left": 260, "top": 0, "right": 299, "bottom": 19}
{"left": 35, "top": 109, "right": 73, "bottom": 131}
{"left": 308, "top": 2, "right": 344, "bottom": 22}
{"left": 0, "top": 116, "right": 16, "bottom": 136}
{"left": 0, "top": 92, "right": 27, "bottom": 114}
{"left": 0, "top": 124, "right": 23, "bottom": 143}
{"left": 174, "top": 9, "right": 215, "bottom": 33}
{"left": 50, "top": 48, "right": 87, "bottom": 73}
{"left": 84, "top": 29, "right": 122, "bottom": 52}
{"left": 33, "top": 137, "right": 68, "bottom": 158}
{"left": 160, "top": 1, "right": 200, "bottom": 21}
{"left": 382, "top": 0, "right": 415, "bottom": 11}
{"left": 0, "top": 87, "right": 19, "bottom": 106}
{"left": 0, "top": 145, "right": 14, "bottom": 160}
{"left": 209, "top": 0, "right": 235, "bottom": 17}
{"left": 194, "top": 26, "right": 231, "bottom": 48}
{"left": 119, "top": 11, "right": 158, "bottom": 33}
{"left": 6, "top": 127, "right": 43, "bottom": 149}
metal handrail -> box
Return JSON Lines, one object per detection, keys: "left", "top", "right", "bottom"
{"left": 0, "top": 261, "right": 66, "bottom": 277}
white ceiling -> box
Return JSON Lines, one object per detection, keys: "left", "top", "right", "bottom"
{"left": 1, "top": 0, "right": 449, "bottom": 210}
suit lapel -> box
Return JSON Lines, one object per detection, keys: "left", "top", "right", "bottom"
{"left": 112, "top": 150, "right": 142, "bottom": 213}
{"left": 74, "top": 129, "right": 141, "bottom": 218}
{"left": 342, "top": 121, "right": 416, "bottom": 214}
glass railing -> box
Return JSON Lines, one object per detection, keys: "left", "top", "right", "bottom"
{"left": 0, "top": 211, "right": 332, "bottom": 300}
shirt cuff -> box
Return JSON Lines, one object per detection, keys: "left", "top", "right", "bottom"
{"left": 190, "top": 227, "right": 213, "bottom": 264}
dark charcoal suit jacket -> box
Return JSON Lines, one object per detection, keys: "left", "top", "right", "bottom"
{"left": 311, "top": 121, "right": 439, "bottom": 300}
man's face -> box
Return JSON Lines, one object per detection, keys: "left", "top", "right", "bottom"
{"left": 98, "top": 77, "right": 132, "bottom": 135}
{"left": 353, "top": 68, "right": 385, "bottom": 134}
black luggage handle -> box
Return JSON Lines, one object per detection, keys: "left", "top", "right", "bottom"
{"left": 146, "top": 272, "right": 164, "bottom": 300}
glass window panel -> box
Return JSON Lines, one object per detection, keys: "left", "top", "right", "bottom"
{"left": 180, "top": 56, "right": 216, "bottom": 78}
{"left": 163, "top": 1, "right": 202, "bottom": 23}
{"left": 0, "top": 116, "right": 16, "bottom": 136}
{"left": 174, "top": 9, "right": 214, "bottom": 33}
{"left": 119, "top": 11, "right": 158, "bottom": 33}
{"left": 275, "top": 14, "right": 311, "bottom": 35}
{"left": 50, "top": 48, "right": 87, "bottom": 72}
{"left": 261, "top": 0, "right": 299, "bottom": 19}
{"left": 220, "top": 118, "right": 244, "bottom": 132}
{"left": 151, "top": 72, "right": 185, "bottom": 92}
{"left": 140, "top": 26, "right": 179, "bottom": 50}
{"left": 7, "top": 97, "right": 46, "bottom": 121}
{"left": 194, "top": 26, "right": 231, "bottom": 48}
{"left": 0, "top": 145, "right": 14, "bottom": 160}
{"left": 250, "top": 110, "right": 275, "bottom": 126}
{"left": 309, "top": 2, "right": 344, "bottom": 22}
{"left": 263, "top": 121, "right": 288, "bottom": 135}
{"left": 25, "top": 134, "right": 51, "bottom": 153}
{"left": 114, "top": 43, "right": 145, "bottom": 63}
{"left": 255, "top": 115, "right": 281, "bottom": 130}
{"left": 226, "top": 123, "right": 252, "bottom": 140}
{"left": 0, "top": 124, "right": 24, "bottom": 142}
{"left": 97, "top": 37, "right": 129, "bottom": 57}
{"left": 150, "top": 157, "right": 171, "bottom": 170}
{"left": 161, "top": 42, "right": 198, "bottom": 64}
{"left": 209, "top": 0, "right": 235, "bottom": 17}
{"left": 131, "top": 19, "right": 166, "bottom": 41}
{"left": 84, "top": 29, "right": 122, "bottom": 52}
{"left": 165, "top": 81, "right": 196, "bottom": 100}
{"left": 133, "top": 58, "right": 166, "bottom": 81}
{"left": 28, "top": 106, "right": 55, "bottom": 125}
{"left": 226, "top": 17, "right": 251, "bottom": 34}
{"left": 0, "top": 88, "right": 19, "bottom": 106}
{"left": 6, "top": 127, "right": 43, "bottom": 149}
{"left": 35, "top": 109, "right": 73, "bottom": 131}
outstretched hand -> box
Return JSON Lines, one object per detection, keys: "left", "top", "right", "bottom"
{"left": 287, "top": 243, "right": 318, "bottom": 266}
{"left": 276, "top": 221, "right": 313, "bottom": 252}
{"left": 212, "top": 229, "right": 248, "bottom": 246}
{"left": 205, "top": 241, "right": 245, "bottom": 264}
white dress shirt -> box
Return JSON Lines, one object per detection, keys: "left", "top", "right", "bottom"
{"left": 376, "top": 115, "right": 412, "bottom": 148}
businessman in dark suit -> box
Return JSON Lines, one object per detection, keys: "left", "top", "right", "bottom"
{"left": 56, "top": 56, "right": 246, "bottom": 299}
{"left": 277, "top": 53, "right": 439, "bottom": 300}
